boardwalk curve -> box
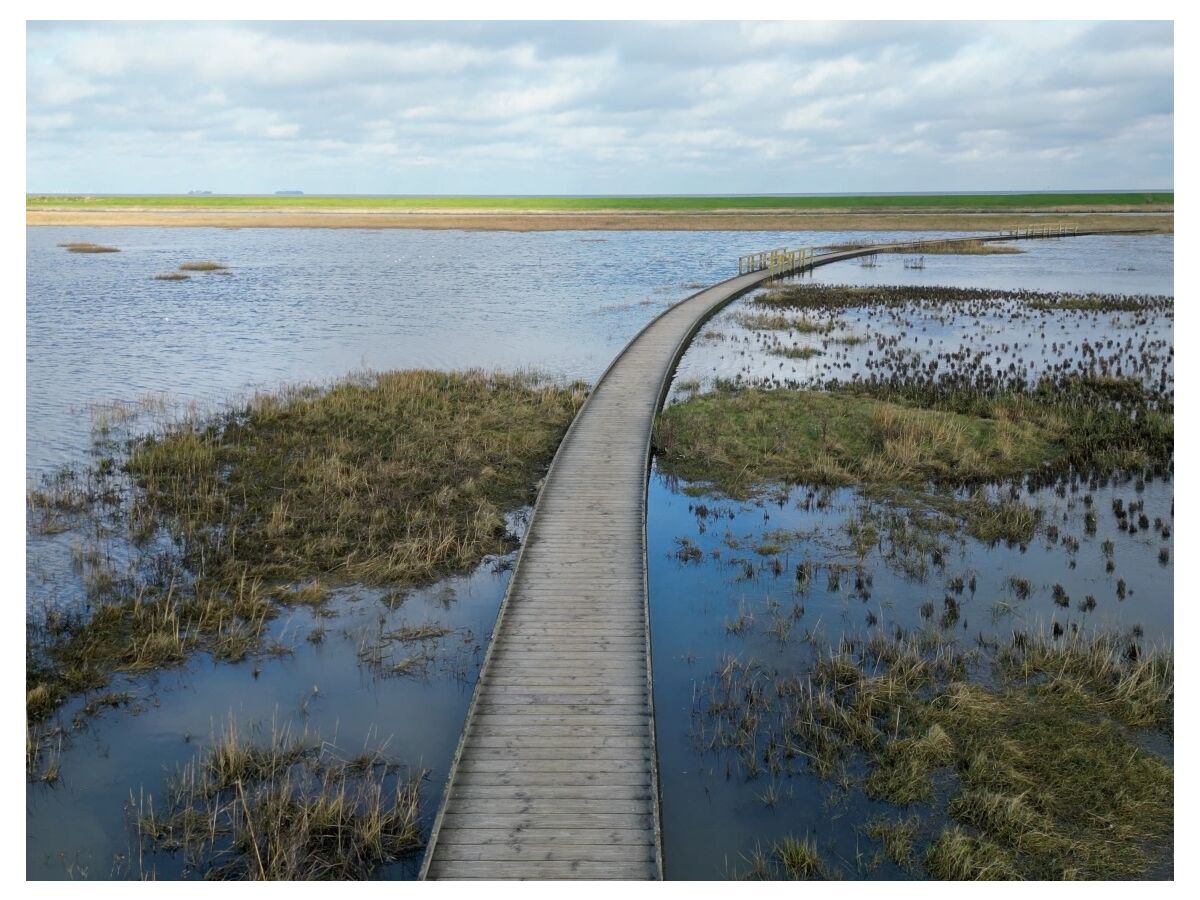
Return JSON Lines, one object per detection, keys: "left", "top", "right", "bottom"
{"left": 421, "top": 230, "right": 1128, "bottom": 880}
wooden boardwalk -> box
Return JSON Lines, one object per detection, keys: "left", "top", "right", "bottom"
{"left": 421, "top": 230, "right": 1118, "bottom": 880}
{"left": 421, "top": 264, "right": 784, "bottom": 880}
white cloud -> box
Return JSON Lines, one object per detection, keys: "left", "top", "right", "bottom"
{"left": 26, "top": 20, "right": 1173, "bottom": 193}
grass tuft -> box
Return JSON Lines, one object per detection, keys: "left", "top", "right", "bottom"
{"left": 59, "top": 242, "right": 120, "bottom": 253}
{"left": 136, "top": 718, "right": 425, "bottom": 879}
{"left": 178, "top": 261, "right": 229, "bottom": 272}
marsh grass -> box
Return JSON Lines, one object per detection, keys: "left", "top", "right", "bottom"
{"left": 735, "top": 312, "right": 832, "bottom": 333}
{"left": 178, "top": 261, "right": 229, "bottom": 272}
{"left": 752, "top": 282, "right": 1170, "bottom": 316}
{"left": 740, "top": 836, "right": 834, "bottom": 879}
{"left": 154, "top": 272, "right": 191, "bottom": 281}
{"left": 655, "top": 379, "right": 1170, "bottom": 499}
{"left": 655, "top": 387, "right": 1050, "bottom": 497}
{"left": 127, "top": 369, "right": 585, "bottom": 585}
{"left": 769, "top": 345, "right": 824, "bottom": 360}
{"left": 924, "top": 827, "right": 1020, "bottom": 879}
{"left": 692, "top": 628, "right": 1172, "bottom": 880}
{"left": 26, "top": 369, "right": 585, "bottom": 725}
{"left": 947, "top": 493, "right": 1040, "bottom": 545}
{"left": 59, "top": 242, "right": 120, "bottom": 253}
{"left": 865, "top": 816, "right": 921, "bottom": 869}
{"left": 136, "top": 718, "right": 425, "bottom": 879}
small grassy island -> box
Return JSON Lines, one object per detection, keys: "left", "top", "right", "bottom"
{"left": 27, "top": 370, "right": 586, "bottom": 759}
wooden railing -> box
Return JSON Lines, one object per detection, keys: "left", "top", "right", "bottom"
{"left": 999, "top": 224, "right": 1079, "bottom": 239}
{"left": 736, "top": 226, "right": 1083, "bottom": 276}
{"left": 738, "top": 247, "right": 815, "bottom": 276}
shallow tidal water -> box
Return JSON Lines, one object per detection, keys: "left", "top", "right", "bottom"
{"left": 26, "top": 228, "right": 1172, "bottom": 879}
{"left": 648, "top": 470, "right": 1173, "bottom": 879}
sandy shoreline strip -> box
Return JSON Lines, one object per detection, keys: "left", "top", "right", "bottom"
{"left": 26, "top": 207, "right": 1173, "bottom": 233}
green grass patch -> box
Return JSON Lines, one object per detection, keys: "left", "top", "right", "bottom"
{"left": 28, "top": 192, "right": 1173, "bottom": 211}
{"left": 654, "top": 379, "right": 1170, "bottom": 498}
{"left": 127, "top": 369, "right": 584, "bottom": 585}
{"left": 655, "top": 387, "right": 1052, "bottom": 496}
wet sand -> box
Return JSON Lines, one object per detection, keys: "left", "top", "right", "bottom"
{"left": 26, "top": 207, "right": 1173, "bottom": 233}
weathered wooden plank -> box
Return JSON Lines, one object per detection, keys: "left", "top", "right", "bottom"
{"left": 435, "top": 828, "right": 656, "bottom": 846}
{"left": 476, "top": 685, "right": 646, "bottom": 695}
{"left": 485, "top": 659, "right": 646, "bottom": 668}
{"left": 447, "top": 785, "right": 654, "bottom": 800}
{"left": 432, "top": 844, "right": 657, "bottom": 863}
{"left": 438, "top": 814, "right": 655, "bottom": 830}
{"left": 448, "top": 770, "right": 652, "bottom": 785}
{"left": 453, "top": 763, "right": 652, "bottom": 777}
{"left": 458, "top": 747, "right": 651, "bottom": 760}
{"left": 469, "top": 714, "right": 650, "bottom": 725}
{"left": 428, "top": 861, "right": 655, "bottom": 879}
{"left": 481, "top": 687, "right": 646, "bottom": 698}
{"left": 436, "top": 830, "right": 652, "bottom": 844}
{"left": 468, "top": 736, "right": 650, "bottom": 749}
{"left": 441, "top": 801, "right": 653, "bottom": 817}
{"left": 468, "top": 725, "right": 650, "bottom": 738}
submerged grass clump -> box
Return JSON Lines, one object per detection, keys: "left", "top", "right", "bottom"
{"left": 26, "top": 369, "right": 586, "bottom": 730}
{"left": 960, "top": 495, "right": 1041, "bottom": 545}
{"left": 769, "top": 345, "right": 824, "bottom": 360}
{"left": 735, "top": 311, "right": 832, "bottom": 333}
{"left": 136, "top": 718, "right": 424, "bottom": 879}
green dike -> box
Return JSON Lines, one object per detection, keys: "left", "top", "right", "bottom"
{"left": 26, "top": 191, "right": 1173, "bottom": 211}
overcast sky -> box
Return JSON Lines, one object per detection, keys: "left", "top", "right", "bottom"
{"left": 26, "top": 20, "right": 1173, "bottom": 194}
